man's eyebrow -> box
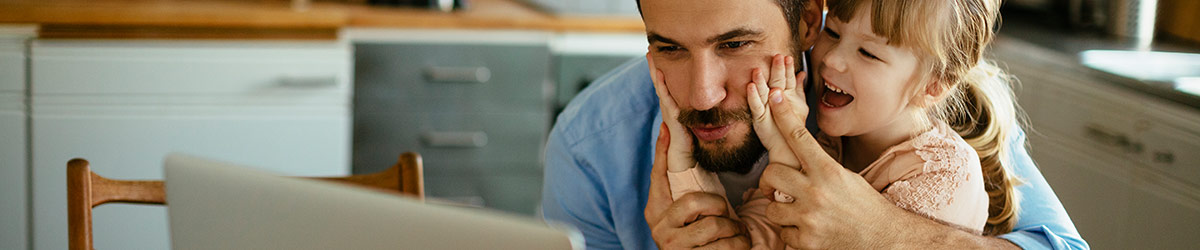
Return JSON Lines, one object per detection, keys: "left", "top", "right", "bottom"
{"left": 647, "top": 32, "right": 681, "bottom": 45}
{"left": 707, "top": 28, "right": 764, "bottom": 44}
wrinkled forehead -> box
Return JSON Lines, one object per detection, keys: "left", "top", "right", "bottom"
{"left": 641, "top": 0, "right": 785, "bottom": 44}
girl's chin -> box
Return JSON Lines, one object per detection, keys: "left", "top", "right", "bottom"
{"left": 816, "top": 120, "right": 843, "bottom": 137}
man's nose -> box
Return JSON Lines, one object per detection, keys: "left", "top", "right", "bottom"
{"left": 687, "top": 54, "right": 727, "bottom": 111}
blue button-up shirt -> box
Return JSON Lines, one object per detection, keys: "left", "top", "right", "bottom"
{"left": 541, "top": 57, "right": 1089, "bottom": 250}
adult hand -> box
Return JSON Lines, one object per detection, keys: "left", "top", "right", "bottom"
{"left": 645, "top": 123, "right": 750, "bottom": 249}
{"left": 756, "top": 89, "right": 903, "bottom": 249}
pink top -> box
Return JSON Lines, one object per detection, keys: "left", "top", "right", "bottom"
{"left": 668, "top": 122, "right": 989, "bottom": 249}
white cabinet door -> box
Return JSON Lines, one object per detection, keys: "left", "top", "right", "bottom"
{"left": 1029, "top": 135, "right": 1136, "bottom": 249}
{"left": 0, "top": 109, "right": 26, "bottom": 250}
{"left": 32, "top": 106, "right": 349, "bottom": 250}
{"left": 30, "top": 40, "right": 352, "bottom": 250}
{"left": 0, "top": 25, "right": 31, "bottom": 250}
{"left": 1003, "top": 37, "right": 1200, "bottom": 248}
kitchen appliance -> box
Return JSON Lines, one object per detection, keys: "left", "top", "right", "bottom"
{"left": 1108, "top": 0, "right": 1158, "bottom": 49}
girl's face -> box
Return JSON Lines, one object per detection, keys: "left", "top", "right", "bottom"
{"left": 810, "top": 8, "right": 926, "bottom": 139}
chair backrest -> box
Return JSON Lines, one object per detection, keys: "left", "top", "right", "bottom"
{"left": 66, "top": 152, "right": 424, "bottom": 250}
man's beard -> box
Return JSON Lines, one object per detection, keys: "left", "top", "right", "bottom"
{"left": 678, "top": 107, "right": 766, "bottom": 175}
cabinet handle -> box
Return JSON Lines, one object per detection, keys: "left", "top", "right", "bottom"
{"left": 1084, "top": 123, "right": 1143, "bottom": 153}
{"left": 421, "top": 131, "right": 488, "bottom": 148}
{"left": 424, "top": 66, "right": 491, "bottom": 83}
{"left": 277, "top": 75, "right": 339, "bottom": 88}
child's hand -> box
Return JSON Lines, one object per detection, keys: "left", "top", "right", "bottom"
{"left": 647, "top": 54, "right": 695, "bottom": 173}
{"left": 746, "top": 54, "right": 806, "bottom": 172}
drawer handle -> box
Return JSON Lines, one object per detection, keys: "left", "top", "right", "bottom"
{"left": 424, "top": 66, "right": 491, "bottom": 83}
{"left": 421, "top": 131, "right": 488, "bottom": 148}
{"left": 278, "top": 75, "right": 339, "bottom": 88}
{"left": 1154, "top": 151, "right": 1175, "bottom": 164}
{"left": 1084, "top": 124, "right": 1143, "bottom": 153}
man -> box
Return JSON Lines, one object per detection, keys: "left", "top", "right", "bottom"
{"left": 541, "top": 0, "right": 1089, "bottom": 249}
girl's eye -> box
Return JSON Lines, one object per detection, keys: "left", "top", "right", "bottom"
{"left": 824, "top": 27, "right": 841, "bottom": 39}
{"left": 719, "top": 41, "right": 751, "bottom": 49}
{"left": 859, "top": 48, "right": 882, "bottom": 61}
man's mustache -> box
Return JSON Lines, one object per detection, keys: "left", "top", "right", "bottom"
{"left": 677, "top": 107, "right": 752, "bottom": 127}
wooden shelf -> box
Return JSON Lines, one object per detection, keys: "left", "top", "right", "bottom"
{"left": 0, "top": 0, "right": 645, "bottom": 39}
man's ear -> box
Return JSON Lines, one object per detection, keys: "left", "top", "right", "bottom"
{"left": 800, "top": 0, "right": 825, "bottom": 49}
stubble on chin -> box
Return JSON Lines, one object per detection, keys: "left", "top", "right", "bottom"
{"left": 691, "top": 126, "right": 764, "bottom": 175}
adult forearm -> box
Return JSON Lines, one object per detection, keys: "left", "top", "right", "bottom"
{"left": 880, "top": 208, "right": 1021, "bottom": 250}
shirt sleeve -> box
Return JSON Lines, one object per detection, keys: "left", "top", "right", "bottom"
{"left": 998, "top": 129, "right": 1090, "bottom": 250}
{"left": 880, "top": 164, "right": 987, "bottom": 233}
{"left": 540, "top": 132, "right": 623, "bottom": 250}
{"left": 666, "top": 166, "right": 725, "bottom": 201}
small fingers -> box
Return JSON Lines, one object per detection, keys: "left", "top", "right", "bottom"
{"left": 769, "top": 54, "right": 787, "bottom": 90}
{"left": 753, "top": 68, "right": 769, "bottom": 102}
{"left": 648, "top": 54, "right": 679, "bottom": 113}
{"left": 793, "top": 56, "right": 808, "bottom": 91}
{"left": 785, "top": 55, "right": 797, "bottom": 91}
{"left": 746, "top": 83, "right": 768, "bottom": 124}
{"left": 792, "top": 71, "right": 807, "bottom": 93}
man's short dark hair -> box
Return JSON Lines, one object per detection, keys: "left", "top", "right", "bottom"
{"left": 637, "top": 0, "right": 809, "bottom": 56}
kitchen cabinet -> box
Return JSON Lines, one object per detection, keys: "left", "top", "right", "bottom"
{"left": 0, "top": 25, "right": 32, "bottom": 250}
{"left": 550, "top": 32, "right": 647, "bottom": 118}
{"left": 30, "top": 40, "right": 352, "bottom": 250}
{"left": 999, "top": 38, "right": 1200, "bottom": 248}
{"left": 351, "top": 29, "right": 553, "bottom": 215}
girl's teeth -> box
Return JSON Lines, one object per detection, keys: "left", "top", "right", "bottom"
{"left": 825, "top": 83, "right": 846, "bottom": 94}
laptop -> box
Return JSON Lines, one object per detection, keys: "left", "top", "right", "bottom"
{"left": 164, "top": 153, "right": 584, "bottom": 250}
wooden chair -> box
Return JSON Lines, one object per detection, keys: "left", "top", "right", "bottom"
{"left": 66, "top": 152, "right": 424, "bottom": 250}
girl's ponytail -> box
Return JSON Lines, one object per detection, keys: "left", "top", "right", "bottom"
{"left": 949, "top": 60, "right": 1021, "bottom": 236}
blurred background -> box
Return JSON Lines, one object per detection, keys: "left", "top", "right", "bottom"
{"left": 0, "top": 0, "right": 1196, "bottom": 249}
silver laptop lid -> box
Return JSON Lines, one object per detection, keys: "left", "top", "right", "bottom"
{"left": 164, "top": 153, "right": 583, "bottom": 250}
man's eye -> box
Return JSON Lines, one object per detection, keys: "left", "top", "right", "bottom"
{"left": 656, "top": 45, "right": 682, "bottom": 53}
{"left": 859, "top": 48, "right": 883, "bottom": 61}
{"left": 824, "top": 27, "right": 840, "bottom": 39}
{"left": 719, "top": 41, "right": 750, "bottom": 49}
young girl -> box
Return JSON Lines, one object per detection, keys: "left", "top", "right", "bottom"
{"left": 654, "top": 0, "right": 1022, "bottom": 247}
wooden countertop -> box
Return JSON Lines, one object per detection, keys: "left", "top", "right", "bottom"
{"left": 0, "top": 0, "right": 645, "bottom": 39}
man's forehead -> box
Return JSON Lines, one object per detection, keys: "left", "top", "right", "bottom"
{"left": 641, "top": 0, "right": 785, "bottom": 44}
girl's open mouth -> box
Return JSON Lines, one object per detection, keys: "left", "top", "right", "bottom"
{"left": 821, "top": 81, "right": 855, "bottom": 108}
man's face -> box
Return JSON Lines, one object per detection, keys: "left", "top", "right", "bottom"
{"left": 643, "top": 0, "right": 797, "bottom": 173}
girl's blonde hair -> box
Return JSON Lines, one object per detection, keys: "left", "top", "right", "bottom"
{"left": 828, "top": 0, "right": 1022, "bottom": 235}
